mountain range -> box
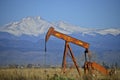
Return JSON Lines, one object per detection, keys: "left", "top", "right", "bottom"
{"left": 0, "top": 16, "right": 120, "bottom": 67}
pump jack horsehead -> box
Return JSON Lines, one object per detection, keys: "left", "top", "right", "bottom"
{"left": 45, "top": 27, "right": 112, "bottom": 76}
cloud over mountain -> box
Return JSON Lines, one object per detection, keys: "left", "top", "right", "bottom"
{"left": 0, "top": 16, "right": 120, "bottom": 36}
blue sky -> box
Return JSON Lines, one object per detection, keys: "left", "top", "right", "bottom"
{"left": 0, "top": 0, "right": 120, "bottom": 28}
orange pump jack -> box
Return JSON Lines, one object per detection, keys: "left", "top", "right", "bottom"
{"left": 45, "top": 27, "right": 110, "bottom": 76}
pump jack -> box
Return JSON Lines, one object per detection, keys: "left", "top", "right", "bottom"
{"left": 45, "top": 27, "right": 112, "bottom": 76}
{"left": 45, "top": 27, "right": 90, "bottom": 76}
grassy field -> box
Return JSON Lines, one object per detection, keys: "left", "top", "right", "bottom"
{"left": 0, "top": 68, "right": 120, "bottom": 80}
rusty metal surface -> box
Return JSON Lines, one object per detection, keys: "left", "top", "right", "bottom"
{"left": 84, "top": 61, "right": 109, "bottom": 75}
{"left": 61, "top": 41, "right": 81, "bottom": 76}
{"left": 45, "top": 27, "right": 54, "bottom": 42}
{"left": 45, "top": 27, "right": 86, "bottom": 76}
{"left": 45, "top": 27, "right": 89, "bottom": 49}
{"left": 67, "top": 42, "right": 81, "bottom": 76}
{"left": 62, "top": 41, "right": 68, "bottom": 73}
{"left": 45, "top": 27, "right": 110, "bottom": 77}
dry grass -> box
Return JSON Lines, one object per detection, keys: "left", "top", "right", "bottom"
{"left": 0, "top": 68, "right": 76, "bottom": 80}
{"left": 0, "top": 68, "right": 45, "bottom": 80}
{"left": 0, "top": 68, "right": 120, "bottom": 80}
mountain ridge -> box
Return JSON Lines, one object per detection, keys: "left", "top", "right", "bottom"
{"left": 0, "top": 16, "right": 120, "bottom": 66}
{"left": 0, "top": 16, "right": 120, "bottom": 36}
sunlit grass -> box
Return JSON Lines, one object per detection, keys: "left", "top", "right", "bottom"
{"left": 0, "top": 68, "right": 120, "bottom": 80}
{"left": 0, "top": 68, "right": 44, "bottom": 80}
{"left": 0, "top": 68, "right": 76, "bottom": 80}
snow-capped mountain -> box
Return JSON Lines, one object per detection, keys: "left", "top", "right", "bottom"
{"left": 0, "top": 16, "right": 120, "bottom": 36}
{"left": 97, "top": 28, "right": 120, "bottom": 36}
{"left": 0, "top": 16, "right": 53, "bottom": 36}
{"left": 0, "top": 16, "right": 120, "bottom": 66}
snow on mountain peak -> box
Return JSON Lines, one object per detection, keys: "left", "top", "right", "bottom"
{"left": 0, "top": 16, "right": 53, "bottom": 36}
{"left": 0, "top": 16, "right": 120, "bottom": 36}
{"left": 97, "top": 28, "right": 120, "bottom": 36}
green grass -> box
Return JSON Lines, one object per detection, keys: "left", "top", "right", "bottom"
{"left": 0, "top": 68, "right": 120, "bottom": 80}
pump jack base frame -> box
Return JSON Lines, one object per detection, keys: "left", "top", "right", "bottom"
{"left": 61, "top": 41, "right": 81, "bottom": 76}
